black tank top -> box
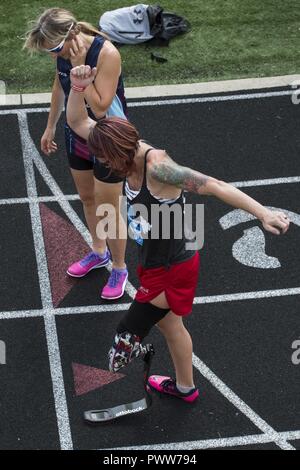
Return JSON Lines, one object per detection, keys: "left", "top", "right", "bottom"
{"left": 124, "top": 148, "right": 195, "bottom": 269}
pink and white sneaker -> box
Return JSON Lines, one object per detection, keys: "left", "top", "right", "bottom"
{"left": 67, "top": 250, "right": 110, "bottom": 278}
{"left": 148, "top": 375, "right": 199, "bottom": 403}
{"left": 101, "top": 268, "right": 128, "bottom": 300}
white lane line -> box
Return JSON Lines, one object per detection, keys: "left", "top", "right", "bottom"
{"left": 54, "top": 303, "right": 132, "bottom": 316}
{"left": 0, "top": 304, "right": 132, "bottom": 321}
{"left": 0, "top": 108, "right": 50, "bottom": 115}
{"left": 31, "top": 151, "right": 91, "bottom": 242}
{"left": 0, "top": 197, "right": 32, "bottom": 205}
{"left": 128, "top": 90, "right": 294, "bottom": 107}
{"left": 191, "top": 354, "right": 295, "bottom": 450}
{"left": 0, "top": 195, "right": 80, "bottom": 206}
{"left": 18, "top": 111, "right": 73, "bottom": 451}
{"left": 0, "top": 309, "right": 45, "bottom": 320}
{"left": 1, "top": 285, "right": 300, "bottom": 321}
{"left": 105, "top": 429, "right": 300, "bottom": 451}
{"left": 0, "top": 88, "right": 294, "bottom": 116}
{"left": 231, "top": 176, "right": 300, "bottom": 188}
{"left": 18, "top": 113, "right": 52, "bottom": 308}
{"left": 193, "top": 287, "right": 300, "bottom": 304}
{"left": 31, "top": 147, "right": 137, "bottom": 299}
{"left": 0, "top": 173, "right": 299, "bottom": 207}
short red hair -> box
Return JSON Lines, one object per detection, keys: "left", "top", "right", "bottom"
{"left": 87, "top": 117, "right": 139, "bottom": 178}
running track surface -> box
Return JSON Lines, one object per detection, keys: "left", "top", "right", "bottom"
{"left": 0, "top": 87, "right": 300, "bottom": 450}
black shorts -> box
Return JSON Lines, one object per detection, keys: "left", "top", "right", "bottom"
{"left": 65, "top": 124, "right": 123, "bottom": 184}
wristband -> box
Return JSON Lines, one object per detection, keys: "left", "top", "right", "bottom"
{"left": 71, "top": 84, "right": 86, "bottom": 93}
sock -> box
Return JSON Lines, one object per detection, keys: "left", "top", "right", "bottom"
{"left": 176, "top": 383, "right": 195, "bottom": 394}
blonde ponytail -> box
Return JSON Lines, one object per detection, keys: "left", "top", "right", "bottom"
{"left": 77, "top": 21, "right": 108, "bottom": 39}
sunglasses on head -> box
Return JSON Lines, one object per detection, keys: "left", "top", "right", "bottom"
{"left": 44, "top": 22, "right": 74, "bottom": 53}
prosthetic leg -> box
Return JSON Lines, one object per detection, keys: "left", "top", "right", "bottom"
{"left": 84, "top": 344, "right": 154, "bottom": 423}
{"left": 84, "top": 301, "right": 168, "bottom": 423}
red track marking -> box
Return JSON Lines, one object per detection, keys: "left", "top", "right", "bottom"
{"left": 72, "top": 362, "right": 125, "bottom": 396}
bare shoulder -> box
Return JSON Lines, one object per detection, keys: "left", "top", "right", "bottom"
{"left": 99, "top": 40, "right": 121, "bottom": 63}
{"left": 147, "top": 149, "right": 180, "bottom": 188}
{"left": 147, "top": 149, "right": 174, "bottom": 168}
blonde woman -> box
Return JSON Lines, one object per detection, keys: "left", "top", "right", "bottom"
{"left": 24, "top": 8, "right": 128, "bottom": 300}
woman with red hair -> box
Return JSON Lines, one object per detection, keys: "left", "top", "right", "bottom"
{"left": 67, "top": 65, "right": 290, "bottom": 403}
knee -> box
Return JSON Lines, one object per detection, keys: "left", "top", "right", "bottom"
{"left": 95, "top": 183, "right": 122, "bottom": 207}
{"left": 159, "top": 321, "right": 185, "bottom": 340}
{"left": 157, "top": 324, "right": 171, "bottom": 339}
{"left": 117, "top": 301, "right": 170, "bottom": 340}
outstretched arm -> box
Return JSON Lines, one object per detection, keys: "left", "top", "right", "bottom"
{"left": 66, "top": 65, "right": 97, "bottom": 140}
{"left": 149, "top": 154, "right": 290, "bottom": 235}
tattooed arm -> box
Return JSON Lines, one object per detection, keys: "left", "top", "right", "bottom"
{"left": 148, "top": 153, "right": 290, "bottom": 235}
{"left": 149, "top": 155, "right": 211, "bottom": 194}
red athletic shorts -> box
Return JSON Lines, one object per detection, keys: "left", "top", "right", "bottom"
{"left": 135, "top": 251, "right": 200, "bottom": 316}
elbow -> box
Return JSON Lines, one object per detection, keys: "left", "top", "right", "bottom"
{"left": 66, "top": 114, "right": 79, "bottom": 133}
{"left": 205, "top": 177, "right": 225, "bottom": 196}
{"left": 90, "top": 97, "right": 111, "bottom": 119}
{"left": 215, "top": 179, "right": 227, "bottom": 188}
{"left": 92, "top": 105, "right": 107, "bottom": 120}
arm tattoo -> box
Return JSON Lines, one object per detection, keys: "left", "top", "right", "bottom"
{"left": 150, "top": 160, "right": 209, "bottom": 194}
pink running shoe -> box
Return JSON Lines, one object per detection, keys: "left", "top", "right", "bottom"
{"left": 67, "top": 250, "right": 110, "bottom": 278}
{"left": 101, "top": 268, "right": 128, "bottom": 300}
{"left": 148, "top": 375, "right": 199, "bottom": 403}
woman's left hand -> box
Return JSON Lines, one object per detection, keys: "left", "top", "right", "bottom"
{"left": 70, "top": 36, "right": 87, "bottom": 66}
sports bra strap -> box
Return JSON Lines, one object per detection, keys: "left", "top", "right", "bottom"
{"left": 142, "top": 147, "right": 154, "bottom": 185}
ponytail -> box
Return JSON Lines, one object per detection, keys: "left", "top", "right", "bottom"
{"left": 77, "top": 21, "right": 108, "bottom": 39}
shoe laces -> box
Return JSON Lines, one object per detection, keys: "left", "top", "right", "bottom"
{"left": 80, "top": 251, "right": 100, "bottom": 266}
{"left": 161, "top": 378, "right": 177, "bottom": 392}
{"left": 107, "top": 269, "right": 124, "bottom": 288}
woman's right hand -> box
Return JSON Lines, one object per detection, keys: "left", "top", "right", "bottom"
{"left": 41, "top": 126, "right": 58, "bottom": 155}
{"left": 70, "top": 65, "right": 97, "bottom": 90}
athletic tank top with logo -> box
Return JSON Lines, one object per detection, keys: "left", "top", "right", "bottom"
{"left": 57, "top": 35, "right": 127, "bottom": 119}
{"left": 124, "top": 148, "right": 195, "bottom": 269}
